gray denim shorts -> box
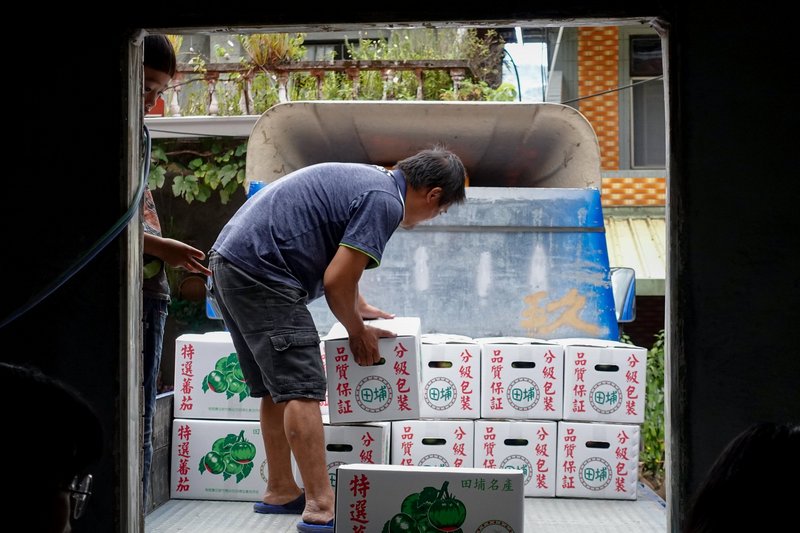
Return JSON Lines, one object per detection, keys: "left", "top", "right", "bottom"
{"left": 208, "top": 251, "right": 325, "bottom": 403}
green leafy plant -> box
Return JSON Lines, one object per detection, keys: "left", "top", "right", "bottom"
{"left": 149, "top": 138, "right": 247, "bottom": 204}
{"left": 641, "top": 329, "right": 665, "bottom": 488}
{"left": 167, "top": 299, "right": 216, "bottom": 332}
{"left": 343, "top": 28, "right": 504, "bottom": 102}
{"left": 239, "top": 33, "right": 306, "bottom": 68}
{"left": 439, "top": 79, "right": 517, "bottom": 101}
{"left": 619, "top": 330, "right": 665, "bottom": 493}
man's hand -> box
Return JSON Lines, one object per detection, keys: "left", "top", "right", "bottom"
{"left": 349, "top": 324, "right": 397, "bottom": 366}
{"left": 358, "top": 294, "right": 395, "bottom": 320}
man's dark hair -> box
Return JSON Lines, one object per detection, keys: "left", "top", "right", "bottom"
{"left": 396, "top": 145, "right": 467, "bottom": 206}
{"left": 144, "top": 34, "right": 176, "bottom": 78}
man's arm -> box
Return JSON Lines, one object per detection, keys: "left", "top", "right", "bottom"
{"left": 324, "top": 246, "right": 395, "bottom": 366}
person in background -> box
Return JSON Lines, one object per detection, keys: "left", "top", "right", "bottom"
{"left": 141, "top": 34, "right": 212, "bottom": 511}
{"left": 684, "top": 421, "right": 800, "bottom": 532}
{"left": 2, "top": 362, "right": 103, "bottom": 533}
{"left": 208, "top": 146, "right": 467, "bottom": 532}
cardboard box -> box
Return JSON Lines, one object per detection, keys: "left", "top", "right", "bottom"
{"left": 293, "top": 421, "right": 391, "bottom": 490}
{"left": 555, "top": 421, "right": 640, "bottom": 500}
{"left": 324, "top": 317, "right": 422, "bottom": 423}
{"left": 319, "top": 340, "right": 329, "bottom": 417}
{"left": 475, "top": 337, "right": 564, "bottom": 420}
{"left": 170, "top": 418, "right": 266, "bottom": 501}
{"left": 553, "top": 338, "right": 647, "bottom": 423}
{"left": 173, "top": 331, "right": 261, "bottom": 420}
{"left": 391, "top": 420, "right": 474, "bottom": 468}
{"left": 474, "top": 419, "right": 558, "bottom": 497}
{"left": 335, "top": 463, "right": 524, "bottom": 533}
{"left": 420, "top": 334, "right": 481, "bottom": 419}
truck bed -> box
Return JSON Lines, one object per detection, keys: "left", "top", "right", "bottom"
{"left": 145, "top": 484, "right": 666, "bottom": 532}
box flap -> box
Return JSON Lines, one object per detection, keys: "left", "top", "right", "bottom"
{"left": 551, "top": 337, "right": 641, "bottom": 349}
{"left": 474, "top": 336, "right": 553, "bottom": 345}
{"left": 421, "top": 333, "right": 476, "bottom": 345}
{"left": 324, "top": 317, "right": 421, "bottom": 340}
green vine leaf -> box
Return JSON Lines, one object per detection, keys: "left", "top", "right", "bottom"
{"left": 148, "top": 164, "right": 167, "bottom": 189}
{"left": 151, "top": 144, "right": 168, "bottom": 163}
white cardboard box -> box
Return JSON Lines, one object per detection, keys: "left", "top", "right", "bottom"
{"left": 170, "top": 418, "right": 266, "bottom": 501}
{"left": 324, "top": 317, "right": 422, "bottom": 423}
{"left": 553, "top": 338, "right": 647, "bottom": 423}
{"left": 420, "top": 334, "right": 481, "bottom": 419}
{"left": 475, "top": 337, "right": 564, "bottom": 420}
{"left": 319, "top": 340, "right": 329, "bottom": 417}
{"left": 391, "top": 420, "right": 474, "bottom": 468}
{"left": 555, "top": 421, "right": 640, "bottom": 500}
{"left": 335, "top": 463, "right": 524, "bottom": 533}
{"left": 173, "top": 331, "right": 260, "bottom": 420}
{"left": 293, "top": 421, "right": 391, "bottom": 490}
{"left": 474, "top": 419, "right": 558, "bottom": 497}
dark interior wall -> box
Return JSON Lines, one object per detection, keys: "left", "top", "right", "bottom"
{"left": 668, "top": 4, "right": 799, "bottom": 517}
{"left": 2, "top": 4, "right": 798, "bottom": 533}
{"left": 2, "top": 19, "right": 131, "bottom": 533}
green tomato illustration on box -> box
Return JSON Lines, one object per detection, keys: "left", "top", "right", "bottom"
{"left": 198, "top": 431, "right": 257, "bottom": 483}
{"left": 202, "top": 352, "right": 250, "bottom": 400}
{"left": 383, "top": 481, "right": 467, "bottom": 533}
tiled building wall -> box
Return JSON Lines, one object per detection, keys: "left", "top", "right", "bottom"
{"left": 602, "top": 177, "right": 666, "bottom": 206}
{"left": 578, "top": 26, "right": 619, "bottom": 172}
{"left": 578, "top": 26, "right": 666, "bottom": 208}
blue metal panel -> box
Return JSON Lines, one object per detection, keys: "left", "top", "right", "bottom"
{"left": 309, "top": 187, "right": 618, "bottom": 340}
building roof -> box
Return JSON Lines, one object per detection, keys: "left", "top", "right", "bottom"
{"left": 604, "top": 207, "right": 666, "bottom": 296}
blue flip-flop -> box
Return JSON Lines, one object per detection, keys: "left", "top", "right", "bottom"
{"left": 296, "top": 519, "right": 334, "bottom": 532}
{"left": 253, "top": 492, "right": 305, "bottom": 514}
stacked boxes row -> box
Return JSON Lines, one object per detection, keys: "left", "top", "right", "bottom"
{"left": 169, "top": 318, "right": 646, "bottom": 504}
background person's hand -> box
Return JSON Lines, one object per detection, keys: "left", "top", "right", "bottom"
{"left": 159, "top": 238, "right": 212, "bottom": 276}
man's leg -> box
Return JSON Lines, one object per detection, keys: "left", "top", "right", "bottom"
{"left": 284, "top": 398, "right": 335, "bottom": 524}
{"left": 259, "top": 395, "right": 303, "bottom": 504}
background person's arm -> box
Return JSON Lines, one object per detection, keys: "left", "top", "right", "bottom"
{"left": 144, "top": 233, "right": 212, "bottom": 276}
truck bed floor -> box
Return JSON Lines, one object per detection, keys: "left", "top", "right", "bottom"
{"left": 145, "top": 482, "right": 666, "bottom": 532}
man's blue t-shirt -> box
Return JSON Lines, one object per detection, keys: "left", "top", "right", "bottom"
{"left": 213, "top": 162, "right": 406, "bottom": 301}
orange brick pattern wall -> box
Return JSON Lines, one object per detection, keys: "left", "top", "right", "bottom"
{"left": 578, "top": 27, "right": 619, "bottom": 171}
{"left": 601, "top": 177, "right": 666, "bottom": 206}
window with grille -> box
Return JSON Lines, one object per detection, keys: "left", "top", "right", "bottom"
{"left": 630, "top": 36, "right": 665, "bottom": 168}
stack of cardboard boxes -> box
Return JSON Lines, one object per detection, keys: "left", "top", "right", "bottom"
{"left": 324, "top": 318, "right": 525, "bottom": 531}
{"left": 323, "top": 320, "right": 647, "bottom": 503}
{"left": 169, "top": 331, "right": 266, "bottom": 501}
{"left": 167, "top": 318, "right": 646, "bottom": 530}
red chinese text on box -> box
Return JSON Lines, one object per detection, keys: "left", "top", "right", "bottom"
{"left": 489, "top": 349, "right": 504, "bottom": 411}
{"left": 175, "top": 423, "right": 192, "bottom": 493}
{"left": 178, "top": 343, "right": 196, "bottom": 412}
{"left": 347, "top": 473, "right": 371, "bottom": 532}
